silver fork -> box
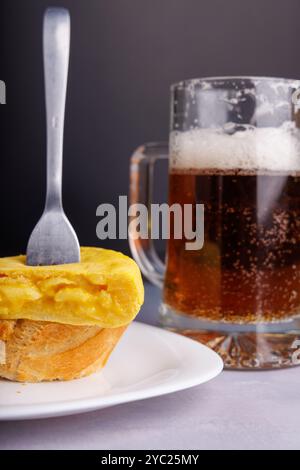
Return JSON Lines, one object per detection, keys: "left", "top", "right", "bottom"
{"left": 26, "top": 8, "right": 80, "bottom": 266}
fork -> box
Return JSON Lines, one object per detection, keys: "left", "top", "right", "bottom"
{"left": 26, "top": 8, "right": 80, "bottom": 266}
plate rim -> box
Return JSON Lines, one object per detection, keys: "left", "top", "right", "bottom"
{"left": 0, "top": 322, "right": 223, "bottom": 420}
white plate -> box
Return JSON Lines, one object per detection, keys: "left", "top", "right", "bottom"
{"left": 0, "top": 322, "right": 223, "bottom": 421}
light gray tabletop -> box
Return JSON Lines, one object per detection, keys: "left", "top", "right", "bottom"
{"left": 1, "top": 282, "right": 300, "bottom": 450}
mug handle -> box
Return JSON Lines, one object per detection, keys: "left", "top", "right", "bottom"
{"left": 129, "top": 142, "right": 169, "bottom": 288}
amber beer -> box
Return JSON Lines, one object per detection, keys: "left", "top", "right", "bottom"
{"left": 130, "top": 77, "right": 300, "bottom": 368}
{"left": 163, "top": 128, "right": 300, "bottom": 323}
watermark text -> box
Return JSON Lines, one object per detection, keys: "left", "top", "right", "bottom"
{"left": 0, "top": 80, "right": 6, "bottom": 104}
{"left": 96, "top": 196, "right": 204, "bottom": 251}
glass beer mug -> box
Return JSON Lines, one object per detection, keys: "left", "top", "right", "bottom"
{"left": 129, "top": 76, "right": 300, "bottom": 369}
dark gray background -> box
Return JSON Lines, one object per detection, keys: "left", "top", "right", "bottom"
{"left": 0, "top": 0, "right": 300, "bottom": 257}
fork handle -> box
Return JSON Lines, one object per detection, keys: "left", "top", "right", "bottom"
{"left": 43, "top": 8, "right": 70, "bottom": 210}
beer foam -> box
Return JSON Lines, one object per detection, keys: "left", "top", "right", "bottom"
{"left": 170, "top": 123, "right": 300, "bottom": 172}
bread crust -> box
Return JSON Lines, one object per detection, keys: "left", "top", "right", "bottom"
{"left": 0, "top": 319, "right": 126, "bottom": 382}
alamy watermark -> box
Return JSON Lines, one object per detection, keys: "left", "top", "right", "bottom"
{"left": 0, "top": 80, "right": 6, "bottom": 104}
{"left": 96, "top": 196, "right": 204, "bottom": 250}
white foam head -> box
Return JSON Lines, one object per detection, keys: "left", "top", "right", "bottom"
{"left": 170, "top": 122, "right": 300, "bottom": 172}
